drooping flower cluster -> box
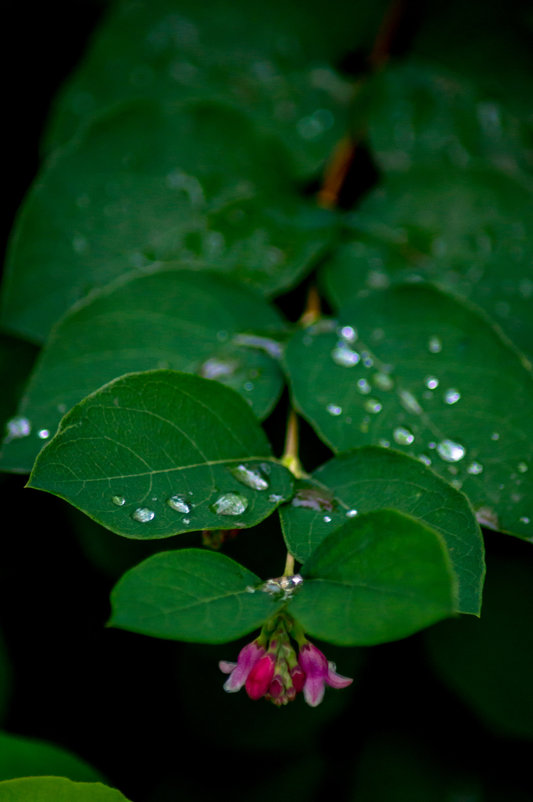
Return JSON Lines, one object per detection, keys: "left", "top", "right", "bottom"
{"left": 219, "top": 614, "right": 352, "bottom": 707}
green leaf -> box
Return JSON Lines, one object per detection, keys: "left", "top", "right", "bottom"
{"left": 109, "top": 548, "right": 280, "bottom": 642}
{"left": 320, "top": 167, "right": 533, "bottom": 361}
{"left": 0, "top": 732, "right": 102, "bottom": 783}
{"left": 288, "top": 509, "right": 456, "bottom": 646}
{"left": 2, "top": 99, "right": 333, "bottom": 343}
{"left": 43, "top": 0, "right": 388, "bottom": 176}
{"left": 0, "top": 269, "right": 285, "bottom": 473}
{"left": 426, "top": 551, "right": 533, "bottom": 740}
{"left": 284, "top": 283, "right": 533, "bottom": 540}
{"left": 366, "top": 60, "right": 531, "bottom": 177}
{"left": 0, "top": 777, "right": 130, "bottom": 802}
{"left": 279, "top": 447, "right": 484, "bottom": 614}
{"left": 28, "top": 370, "right": 294, "bottom": 538}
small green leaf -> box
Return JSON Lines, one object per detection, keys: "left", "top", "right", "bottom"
{"left": 280, "top": 447, "right": 484, "bottom": 614}
{"left": 0, "top": 269, "right": 285, "bottom": 473}
{"left": 0, "top": 777, "right": 130, "bottom": 802}
{"left": 28, "top": 370, "right": 294, "bottom": 538}
{"left": 0, "top": 732, "right": 102, "bottom": 783}
{"left": 2, "top": 100, "right": 333, "bottom": 342}
{"left": 284, "top": 284, "right": 533, "bottom": 540}
{"left": 288, "top": 509, "right": 456, "bottom": 646}
{"left": 109, "top": 549, "right": 279, "bottom": 642}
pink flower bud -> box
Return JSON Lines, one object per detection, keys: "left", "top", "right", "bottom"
{"left": 298, "top": 642, "right": 353, "bottom": 707}
{"left": 245, "top": 654, "right": 276, "bottom": 700}
{"left": 290, "top": 664, "right": 306, "bottom": 694}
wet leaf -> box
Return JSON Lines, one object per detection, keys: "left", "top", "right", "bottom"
{"left": 284, "top": 283, "right": 533, "bottom": 540}
{"left": 280, "top": 446, "right": 484, "bottom": 614}
{"left": 0, "top": 269, "right": 285, "bottom": 473}
{"left": 28, "top": 370, "right": 294, "bottom": 538}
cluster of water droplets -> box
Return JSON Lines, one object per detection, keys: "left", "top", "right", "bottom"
{"left": 4, "top": 416, "right": 51, "bottom": 444}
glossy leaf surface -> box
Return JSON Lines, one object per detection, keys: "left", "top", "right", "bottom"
{"left": 289, "top": 509, "right": 456, "bottom": 645}
{"left": 0, "top": 732, "right": 102, "bottom": 783}
{"left": 0, "top": 269, "right": 285, "bottom": 473}
{"left": 109, "top": 549, "right": 280, "bottom": 642}
{"left": 2, "top": 100, "right": 332, "bottom": 342}
{"left": 284, "top": 284, "right": 533, "bottom": 540}
{"left": 280, "top": 447, "right": 484, "bottom": 613}
{"left": 28, "top": 370, "right": 294, "bottom": 538}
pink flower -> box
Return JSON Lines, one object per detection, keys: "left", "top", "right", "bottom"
{"left": 219, "top": 640, "right": 265, "bottom": 693}
{"left": 298, "top": 642, "right": 353, "bottom": 707}
{"left": 245, "top": 654, "right": 276, "bottom": 700}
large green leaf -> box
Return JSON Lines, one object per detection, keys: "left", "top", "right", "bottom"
{"left": 284, "top": 283, "right": 533, "bottom": 540}
{"left": 109, "top": 548, "right": 280, "bottom": 642}
{"left": 0, "top": 732, "right": 102, "bottom": 783}
{"left": 279, "top": 447, "right": 484, "bottom": 614}
{"left": 426, "top": 551, "right": 533, "bottom": 740}
{"left": 0, "top": 269, "right": 285, "bottom": 473}
{"left": 2, "top": 99, "right": 333, "bottom": 343}
{"left": 28, "top": 370, "right": 294, "bottom": 538}
{"left": 0, "top": 777, "right": 130, "bottom": 802}
{"left": 320, "top": 166, "right": 533, "bottom": 361}
{"left": 43, "top": 0, "right": 388, "bottom": 176}
{"left": 288, "top": 509, "right": 456, "bottom": 645}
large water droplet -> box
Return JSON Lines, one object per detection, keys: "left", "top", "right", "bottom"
{"left": 131, "top": 508, "right": 155, "bottom": 522}
{"left": 444, "top": 389, "right": 461, "bottom": 405}
{"left": 211, "top": 492, "right": 248, "bottom": 516}
{"left": 393, "top": 426, "right": 415, "bottom": 446}
{"left": 326, "top": 403, "right": 343, "bottom": 416}
{"left": 331, "top": 342, "right": 360, "bottom": 367}
{"left": 200, "top": 357, "right": 238, "bottom": 379}
{"left": 291, "top": 487, "right": 335, "bottom": 512}
{"left": 167, "top": 495, "right": 191, "bottom": 513}
{"left": 5, "top": 416, "right": 31, "bottom": 439}
{"left": 428, "top": 336, "right": 442, "bottom": 354}
{"left": 437, "top": 439, "right": 465, "bottom": 463}
{"left": 399, "top": 390, "right": 422, "bottom": 415}
{"left": 229, "top": 463, "right": 269, "bottom": 491}
{"left": 112, "top": 495, "right": 126, "bottom": 507}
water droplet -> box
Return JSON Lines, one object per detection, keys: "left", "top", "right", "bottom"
{"left": 424, "top": 376, "right": 439, "bottom": 390}
{"left": 338, "top": 325, "right": 357, "bottom": 343}
{"left": 211, "top": 492, "right": 248, "bottom": 516}
{"left": 291, "top": 487, "right": 335, "bottom": 512}
{"left": 268, "top": 493, "right": 284, "bottom": 503}
{"left": 491, "top": 432, "right": 500, "bottom": 441}
{"left": 399, "top": 389, "right": 422, "bottom": 415}
{"left": 444, "top": 389, "right": 461, "bottom": 405}
{"left": 243, "top": 381, "right": 254, "bottom": 392}
{"left": 131, "top": 508, "right": 155, "bottom": 523}
{"left": 345, "top": 508, "right": 358, "bottom": 518}
{"left": 182, "top": 517, "right": 191, "bottom": 525}
{"left": 5, "top": 416, "right": 31, "bottom": 439}
{"left": 520, "top": 516, "right": 530, "bottom": 525}
{"left": 361, "top": 351, "right": 374, "bottom": 368}
{"left": 428, "top": 336, "right": 442, "bottom": 354}
{"left": 200, "top": 357, "right": 238, "bottom": 379}
{"left": 378, "top": 439, "right": 390, "bottom": 448}
{"left": 518, "top": 462, "right": 528, "bottom": 473}
{"left": 331, "top": 342, "right": 360, "bottom": 367}
{"left": 467, "top": 461, "right": 483, "bottom": 475}
{"left": 373, "top": 372, "right": 394, "bottom": 391}
{"left": 323, "top": 515, "right": 332, "bottom": 523}
{"left": 37, "top": 429, "right": 50, "bottom": 439}
{"left": 357, "top": 378, "right": 371, "bottom": 394}
{"left": 393, "top": 426, "right": 415, "bottom": 446}
{"left": 419, "top": 455, "right": 432, "bottom": 466}
{"left": 112, "top": 496, "right": 126, "bottom": 507}
{"left": 229, "top": 463, "right": 269, "bottom": 491}
{"left": 365, "top": 398, "right": 382, "bottom": 414}
{"left": 167, "top": 495, "right": 191, "bottom": 513}
{"left": 326, "top": 403, "right": 343, "bottom": 416}
{"left": 437, "top": 439, "right": 465, "bottom": 463}
{"left": 57, "top": 403, "right": 67, "bottom": 414}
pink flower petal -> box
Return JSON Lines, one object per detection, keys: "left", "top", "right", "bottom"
{"left": 326, "top": 662, "right": 353, "bottom": 689}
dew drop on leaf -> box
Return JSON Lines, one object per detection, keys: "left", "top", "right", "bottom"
{"left": 5, "top": 416, "right": 31, "bottom": 439}
{"left": 331, "top": 342, "right": 360, "bottom": 367}
{"left": 357, "top": 378, "right": 371, "bottom": 394}
{"left": 200, "top": 357, "right": 238, "bottom": 379}
{"left": 291, "top": 487, "right": 335, "bottom": 512}
{"left": 345, "top": 509, "right": 358, "bottom": 518}
{"left": 424, "top": 376, "right": 439, "bottom": 390}
{"left": 393, "top": 426, "right": 415, "bottom": 446}
{"left": 399, "top": 389, "right": 422, "bottom": 415}
{"left": 467, "top": 461, "right": 483, "bottom": 475}
{"left": 364, "top": 398, "right": 382, "bottom": 414}
{"left": 112, "top": 495, "right": 126, "bottom": 507}
{"left": 444, "top": 389, "right": 461, "bottom": 405}
{"left": 428, "top": 336, "right": 442, "bottom": 353}
{"left": 338, "top": 325, "right": 357, "bottom": 343}
{"left": 167, "top": 495, "right": 191, "bottom": 513}
{"left": 131, "top": 508, "right": 155, "bottom": 522}
{"left": 210, "top": 492, "right": 248, "bottom": 516}
{"left": 37, "top": 429, "right": 50, "bottom": 439}
{"left": 437, "top": 439, "right": 466, "bottom": 463}
{"left": 326, "top": 403, "right": 342, "bottom": 416}
{"left": 228, "top": 463, "right": 269, "bottom": 491}
{"left": 520, "top": 516, "right": 530, "bottom": 524}
{"left": 518, "top": 462, "right": 528, "bottom": 473}
{"left": 373, "top": 372, "right": 394, "bottom": 391}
